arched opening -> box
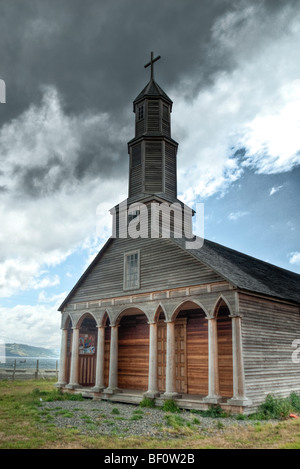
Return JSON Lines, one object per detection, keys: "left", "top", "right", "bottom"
{"left": 175, "top": 301, "right": 209, "bottom": 396}
{"left": 216, "top": 300, "right": 233, "bottom": 398}
{"left": 117, "top": 308, "right": 149, "bottom": 391}
{"left": 78, "top": 313, "right": 97, "bottom": 386}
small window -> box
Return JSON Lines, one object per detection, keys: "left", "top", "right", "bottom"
{"left": 124, "top": 251, "right": 140, "bottom": 290}
{"left": 138, "top": 105, "right": 144, "bottom": 121}
{"left": 128, "top": 210, "right": 139, "bottom": 222}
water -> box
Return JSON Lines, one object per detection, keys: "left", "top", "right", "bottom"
{"left": 0, "top": 357, "right": 59, "bottom": 370}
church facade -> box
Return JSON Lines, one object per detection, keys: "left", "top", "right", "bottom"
{"left": 56, "top": 54, "right": 300, "bottom": 413}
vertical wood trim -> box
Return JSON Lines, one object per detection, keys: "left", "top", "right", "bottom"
{"left": 69, "top": 327, "right": 80, "bottom": 387}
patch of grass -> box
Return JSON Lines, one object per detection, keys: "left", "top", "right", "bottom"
{"left": 80, "top": 415, "right": 94, "bottom": 424}
{"left": 139, "top": 397, "right": 156, "bottom": 408}
{"left": 1, "top": 379, "right": 300, "bottom": 449}
{"left": 250, "top": 393, "right": 300, "bottom": 420}
{"left": 162, "top": 399, "right": 180, "bottom": 413}
{"left": 130, "top": 415, "right": 143, "bottom": 421}
{"left": 111, "top": 408, "right": 120, "bottom": 415}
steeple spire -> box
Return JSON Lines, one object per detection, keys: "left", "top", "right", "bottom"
{"left": 127, "top": 54, "right": 178, "bottom": 201}
{"left": 144, "top": 51, "right": 161, "bottom": 81}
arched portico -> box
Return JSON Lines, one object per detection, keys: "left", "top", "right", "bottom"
{"left": 76, "top": 313, "right": 98, "bottom": 387}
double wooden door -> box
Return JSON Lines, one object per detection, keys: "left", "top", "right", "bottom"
{"left": 157, "top": 319, "right": 187, "bottom": 393}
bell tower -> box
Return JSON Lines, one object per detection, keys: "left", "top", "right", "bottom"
{"left": 127, "top": 52, "right": 178, "bottom": 201}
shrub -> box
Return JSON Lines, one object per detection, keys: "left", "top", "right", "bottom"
{"left": 162, "top": 399, "right": 180, "bottom": 413}
{"left": 139, "top": 397, "right": 156, "bottom": 408}
{"left": 257, "top": 394, "right": 293, "bottom": 420}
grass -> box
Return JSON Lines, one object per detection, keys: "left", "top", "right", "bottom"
{"left": 0, "top": 379, "right": 300, "bottom": 449}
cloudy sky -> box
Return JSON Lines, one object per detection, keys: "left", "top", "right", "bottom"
{"left": 0, "top": 0, "right": 299, "bottom": 351}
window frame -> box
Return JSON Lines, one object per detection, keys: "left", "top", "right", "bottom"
{"left": 137, "top": 104, "right": 144, "bottom": 121}
{"left": 123, "top": 249, "right": 140, "bottom": 291}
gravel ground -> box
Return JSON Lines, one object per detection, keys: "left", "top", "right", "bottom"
{"left": 39, "top": 399, "right": 268, "bottom": 438}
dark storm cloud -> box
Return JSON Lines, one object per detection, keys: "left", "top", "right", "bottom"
{"left": 0, "top": 0, "right": 297, "bottom": 197}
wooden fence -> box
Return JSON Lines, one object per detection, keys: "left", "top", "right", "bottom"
{"left": 0, "top": 359, "right": 59, "bottom": 381}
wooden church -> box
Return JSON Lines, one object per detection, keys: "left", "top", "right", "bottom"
{"left": 56, "top": 53, "right": 300, "bottom": 413}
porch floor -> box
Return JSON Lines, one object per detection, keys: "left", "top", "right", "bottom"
{"left": 62, "top": 386, "right": 245, "bottom": 413}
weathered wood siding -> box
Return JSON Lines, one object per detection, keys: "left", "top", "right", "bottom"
{"left": 240, "top": 293, "right": 300, "bottom": 405}
{"left": 69, "top": 237, "right": 224, "bottom": 304}
{"left": 118, "top": 314, "right": 149, "bottom": 390}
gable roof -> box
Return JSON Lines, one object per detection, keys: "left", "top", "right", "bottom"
{"left": 171, "top": 237, "right": 300, "bottom": 305}
{"left": 58, "top": 236, "right": 300, "bottom": 311}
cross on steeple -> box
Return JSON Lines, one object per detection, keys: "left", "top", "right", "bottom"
{"left": 144, "top": 51, "right": 161, "bottom": 80}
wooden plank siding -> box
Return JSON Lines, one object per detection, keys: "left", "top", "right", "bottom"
{"left": 118, "top": 314, "right": 149, "bottom": 390}
{"left": 177, "top": 310, "right": 209, "bottom": 395}
{"left": 239, "top": 293, "right": 300, "bottom": 405}
{"left": 69, "top": 237, "right": 224, "bottom": 304}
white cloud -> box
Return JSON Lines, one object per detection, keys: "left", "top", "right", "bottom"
{"left": 172, "top": 6, "right": 300, "bottom": 202}
{"left": 228, "top": 211, "right": 250, "bottom": 221}
{"left": 270, "top": 186, "right": 283, "bottom": 196}
{"left": 0, "top": 87, "right": 123, "bottom": 297}
{"left": 289, "top": 252, "right": 300, "bottom": 265}
{"left": 0, "top": 302, "right": 62, "bottom": 349}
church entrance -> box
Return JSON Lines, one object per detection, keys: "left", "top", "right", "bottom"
{"left": 118, "top": 311, "right": 149, "bottom": 391}
{"left": 78, "top": 315, "right": 97, "bottom": 386}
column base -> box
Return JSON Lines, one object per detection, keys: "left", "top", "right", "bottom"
{"left": 65, "top": 383, "right": 80, "bottom": 390}
{"left": 162, "top": 392, "right": 182, "bottom": 399}
{"left": 103, "top": 387, "right": 122, "bottom": 395}
{"left": 227, "top": 397, "right": 252, "bottom": 406}
{"left": 55, "top": 381, "right": 67, "bottom": 388}
{"left": 203, "top": 395, "right": 222, "bottom": 404}
{"left": 143, "top": 390, "right": 160, "bottom": 398}
{"left": 91, "top": 386, "right": 105, "bottom": 393}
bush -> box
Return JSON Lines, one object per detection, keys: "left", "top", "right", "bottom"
{"left": 256, "top": 394, "right": 293, "bottom": 420}
{"left": 162, "top": 399, "right": 180, "bottom": 413}
{"left": 139, "top": 397, "right": 156, "bottom": 408}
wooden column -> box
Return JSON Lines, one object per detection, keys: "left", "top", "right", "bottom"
{"left": 104, "top": 324, "right": 120, "bottom": 394}
{"left": 66, "top": 327, "right": 79, "bottom": 389}
{"left": 204, "top": 317, "right": 221, "bottom": 403}
{"left": 227, "top": 315, "right": 251, "bottom": 406}
{"left": 56, "top": 328, "right": 68, "bottom": 387}
{"left": 145, "top": 322, "right": 159, "bottom": 397}
{"left": 163, "top": 320, "right": 180, "bottom": 398}
{"left": 92, "top": 326, "right": 105, "bottom": 393}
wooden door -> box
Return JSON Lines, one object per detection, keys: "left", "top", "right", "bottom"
{"left": 157, "top": 320, "right": 187, "bottom": 393}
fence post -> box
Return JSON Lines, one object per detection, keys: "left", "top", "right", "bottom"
{"left": 12, "top": 359, "right": 16, "bottom": 381}
{"left": 35, "top": 360, "right": 39, "bottom": 379}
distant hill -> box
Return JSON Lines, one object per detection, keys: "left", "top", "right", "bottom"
{"left": 5, "top": 343, "right": 59, "bottom": 358}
